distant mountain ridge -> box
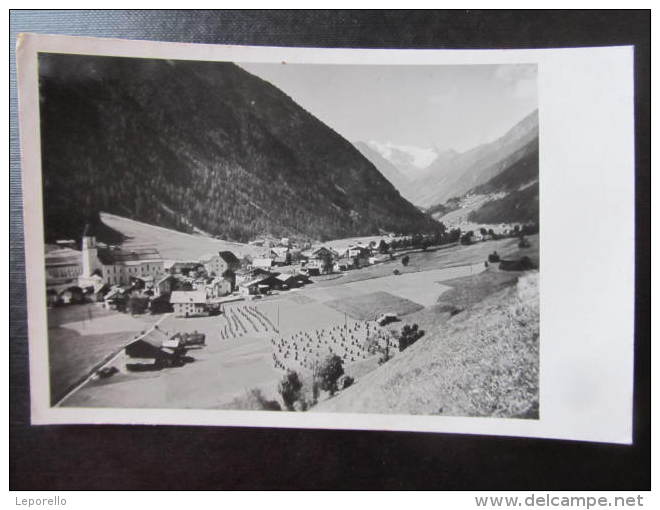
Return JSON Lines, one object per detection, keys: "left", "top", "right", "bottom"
{"left": 410, "top": 110, "right": 539, "bottom": 207}
{"left": 359, "top": 110, "right": 539, "bottom": 227}
{"left": 38, "top": 54, "right": 439, "bottom": 244}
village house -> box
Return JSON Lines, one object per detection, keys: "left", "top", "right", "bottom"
{"left": 270, "top": 246, "right": 291, "bottom": 266}
{"left": 212, "top": 278, "right": 232, "bottom": 297}
{"left": 306, "top": 246, "right": 339, "bottom": 274}
{"left": 207, "top": 274, "right": 233, "bottom": 298}
{"left": 346, "top": 245, "right": 372, "bottom": 268}
{"left": 198, "top": 253, "right": 221, "bottom": 276}
{"left": 103, "top": 287, "right": 129, "bottom": 311}
{"left": 169, "top": 290, "right": 209, "bottom": 318}
{"left": 239, "top": 277, "right": 269, "bottom": 297}
{"left": 155, "top": 274, "right": 178, "bottom": 297}
{"left": 218, "top": 251, "right": 241, "bottom": 274}
{"left": 163, "top": 260, "right": 201, "bottom": 276}
{"left": 198, "top": 250, "right": 240, "bottom": 277}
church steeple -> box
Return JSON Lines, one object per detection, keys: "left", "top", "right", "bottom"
{"left": 81, "top": 223, "right": 99, "bottom": 277}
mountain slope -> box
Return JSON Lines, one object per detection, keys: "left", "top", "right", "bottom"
{"left": 38, "top": 54, "right": 438, "bottom": 244}
{"left": 410, "top": 110, "right": 539, "bottom": 207}
{"left": 353, "top": 141, "right": 415, "bottom": 201}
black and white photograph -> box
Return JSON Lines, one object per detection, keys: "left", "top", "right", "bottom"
{"left": 15, "top": 33, "right": 636, "bottom": 446}
{"left": 36, "top": 52, "right": 540, "bottom": 417}
{"left": 10, "top": 10, "right": 650, "bottom": 496}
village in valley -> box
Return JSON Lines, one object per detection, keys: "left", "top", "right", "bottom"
{"left": 38, "top": 55, "right": 540, "bottom": 417}
{"left": 45, "top": 211, "right": 539, "bottom": 415}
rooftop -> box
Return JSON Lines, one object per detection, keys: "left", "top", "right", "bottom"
{"left": 169, "top": 290, "right": 207, "bottom": 304}
{"left": 97, "top": 246, "right": 163, "bottom": 265}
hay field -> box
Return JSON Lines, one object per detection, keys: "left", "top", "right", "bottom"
{"left": 325, "top": 291, "right": 423, "bottom": 320}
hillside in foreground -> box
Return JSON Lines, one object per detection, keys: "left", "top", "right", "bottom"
{"left": 314, "top": 270, "right": 539, "bottom": 418}
{"left": 39, "top": 54, "right": 438, "bottom": 244}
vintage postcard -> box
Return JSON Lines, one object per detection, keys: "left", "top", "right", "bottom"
{"left": 16, "top": 34, "right": 634, "bottom": 443}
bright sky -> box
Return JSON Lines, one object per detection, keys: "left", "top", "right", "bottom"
{"left": 239, "top": 62, "right": 537, "bottom": 153}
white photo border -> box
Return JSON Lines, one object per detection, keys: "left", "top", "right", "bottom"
{"left": 16, "top": 33, "right": 635, "bottom": 444}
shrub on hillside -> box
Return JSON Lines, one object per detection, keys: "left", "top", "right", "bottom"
{"left": 318, "top": 354, "right": 345, "bottom": 396}
{"left": 401, "top": 255, "right": 410, "bottom": 267}
{"left": 278, "top": 370, "right": 303, "bottom": 411}
{"left": 338, "top": 375, "right": 355, "bottom": 390}
{"left": 398, "top": 323, "right": 425, "bottom": 351}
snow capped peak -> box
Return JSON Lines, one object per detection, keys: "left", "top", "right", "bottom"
{"left": 365, "top": 141, "right": 439, "bottom": 170}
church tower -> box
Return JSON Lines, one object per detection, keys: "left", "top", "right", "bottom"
{"left": 81, "top": 223, "right": 100, "bottom": 278}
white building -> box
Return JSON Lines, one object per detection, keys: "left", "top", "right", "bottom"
{"left": 77, "top": 226, "right": 164, "bottom": 288}
{"left": 169, "top": 290, "right": 208, "bottom": 318}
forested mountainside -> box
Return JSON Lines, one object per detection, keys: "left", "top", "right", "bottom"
{"left": 39, "top": 54, "right": 438, "bottom": 244}
{"left": 469, "top": 142, "right": 539, "bottom": 196}
{"left": 467, "top": 183, "right": 539, "bottom": 225}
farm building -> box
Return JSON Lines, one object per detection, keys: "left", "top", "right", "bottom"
{"left": 239, "top": 276, "right": 273, "bottom": 296}
{"left": 124, "top": 327, "right": 189, "bottom": 370}
{"left": 169, "top": 290, "right": 209, "bottom": 318}
{"left": 125, "top": 328, "right": 170, "bottom": 358}
{"left": 274, "top": 273, "right": 311, "bottom": 290}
